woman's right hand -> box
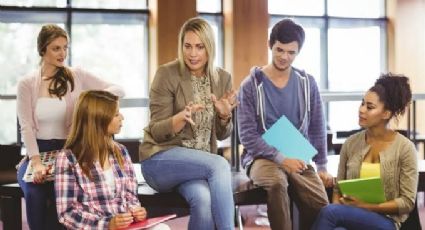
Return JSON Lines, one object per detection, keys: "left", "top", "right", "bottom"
{"left": 31, "top": 155, "right": 47, "bottom": 184}
{"left": 109, "top": 212, "right": 134, "bottom": 229}
{"left": 172, "top": 102, "right": 204, "bottom": 133}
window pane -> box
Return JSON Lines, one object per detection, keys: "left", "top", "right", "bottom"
{"left": 292, "top": 28, "right": 321, "bottom": 85}
{"left": 71, "top": 0, "right": 147, "bottom": 9}
{"left": 197, "top": 0, "right": 221, "bottom": 13}
{"left": 0, "top": 0, "right": 66, "bottom": 7}
{"left": 115, "top": 107, "right": 149, "bottom": 139}
{"left": 328, "top": 0, "right": 385, "bottom": 18}
{"left": 200, "top": 15, "right": 223, "bottom": 68}
{"left": 268, "top": 0, "right": 324, "bottom": 16}
{"left": 328, "top": 26, "right": 382, "bottom": 91}
{"left": 0, "top": 100, "right": 17, "bottom": 144}
{"left": 328, "top": 101, "right": 361, "bottom": 132}
{"left": 71, "top": 14, "right": 148, "bottom": 98}
{"left": 0, "top": 23, "right": 50, "bottom": 94}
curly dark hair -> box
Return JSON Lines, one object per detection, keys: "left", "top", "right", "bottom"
{"left": 269, "top": 18, "right": 305, "bottom": 50}
{"left": 369, "top": 73, "right": 412, "bottom": 119}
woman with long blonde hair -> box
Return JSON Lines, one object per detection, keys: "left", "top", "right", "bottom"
{"left": 139, "top": 17, "right": 236, "bottom": 230}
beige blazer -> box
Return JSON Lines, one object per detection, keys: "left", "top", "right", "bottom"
{"left": 139, "top": 60, "right": 233, "bottom": 161}
{"left": 334, "top": 130, "right": 418, "bottom": 226}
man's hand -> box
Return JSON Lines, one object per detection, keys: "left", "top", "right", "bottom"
{"left": 318, "top": 171, "right": 334, "bottom": 188}
{"left": 281, "top": 158, "right": 307, "bottom": 173}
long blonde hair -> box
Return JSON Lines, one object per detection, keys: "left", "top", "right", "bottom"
{"left": 177, "top": 17, "right": 218, "bottom": 82}
{"left": 65, "top": 90, "right": 124, "bottom": 179}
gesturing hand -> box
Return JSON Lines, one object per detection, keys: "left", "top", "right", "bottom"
{"left": 211, "top": 90, "right": 238, "bottom": 120}
{"left": 182, "top": 102, "right": 205, "bottom": 125}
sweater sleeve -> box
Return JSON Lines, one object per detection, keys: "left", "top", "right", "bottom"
{"left": 394, "top": 141, "right": 418, "bottom": 215}
{"left": 237, "top": 77, "right": 285, "bottom": 165}
{"left": 74, "top": 67, "right": 125, "bottom": 98}
{"left": 17, "top": 77, "right": 40, "bottom": 158}
{"left": 308, "top": 76, "right": 328, "bottom": 170}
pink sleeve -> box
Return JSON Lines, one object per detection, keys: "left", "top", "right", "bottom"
{"left": 17, "top": 77, "right": 39, "bottom": 157}
{"left": 73, "top": 67, "right": 125, "bottom": 98}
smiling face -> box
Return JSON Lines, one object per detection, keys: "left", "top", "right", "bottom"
{"left": 358, "top": 91, "right": 391, "bottom": 128}
{"left": 41, "top": 36, "right": 68, "bottom": 69}
{"left": 270, "top": 40, "right": 299, "bottom": 72}
{"left": 107, "top": 104, "right": 124, "bottom": 136}
{"left": 182, "top": 30, "right": 208, "bottom": 77}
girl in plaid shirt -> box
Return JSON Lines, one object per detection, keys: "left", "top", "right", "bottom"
{"left": 55, "top": 90, "right": 169, "bottom": 230}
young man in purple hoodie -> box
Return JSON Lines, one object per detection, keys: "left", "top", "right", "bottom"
{"left": 237, "top": 18, "right": 333, "bottom": 230}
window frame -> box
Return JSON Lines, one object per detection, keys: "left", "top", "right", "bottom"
{"left": 0, "top": 4, "right": 150, "bottom": 143}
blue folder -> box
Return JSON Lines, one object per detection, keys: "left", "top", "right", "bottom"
{"left": 261, "top": 115, "right": 317, "bottom": 162}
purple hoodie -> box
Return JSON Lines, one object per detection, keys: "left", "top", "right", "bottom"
{"left": 237, "top": 66, "right": 328, "bottom": 171}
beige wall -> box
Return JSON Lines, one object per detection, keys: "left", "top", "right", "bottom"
{"left": 148, "top": 0, "right": 197, "bottom": 82}
{"left": 223, "top": 0, "right": 269, "bottom": 87}
{"left": 388, "top": 0, "right": 425, "bottom": 157}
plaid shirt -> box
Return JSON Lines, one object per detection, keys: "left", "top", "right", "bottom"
{"left": 55, "top": 143, "right": 140, "bottom": 230}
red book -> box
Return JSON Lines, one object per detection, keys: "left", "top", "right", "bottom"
{"left": 120, "top": 214, "right": 176, "bottom": 230}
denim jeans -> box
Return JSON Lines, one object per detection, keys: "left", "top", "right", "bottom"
{"left": 140, "top": 147, "right": 234, "bottom": 230}
{"left": 17, "top": 139, "right": 65, "bottom": 230}
{"left": 312, "top": 204, "right": 396, "bottom": 230}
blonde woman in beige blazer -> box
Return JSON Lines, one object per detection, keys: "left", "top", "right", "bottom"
{"left": 139, "top": 17, "right": 237, "bottom": 230}
{"left": 312, "top": 73, "right": 418, "bottom": 230}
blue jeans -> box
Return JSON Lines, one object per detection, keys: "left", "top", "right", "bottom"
{"left": 312, "top": 204, "right": 396, "bottom": 230}
{"left": 17, "top": 139, "right": 65, "bottom": 230}
{"left": 140, "top": 147, "right": 235, "bottom": 230}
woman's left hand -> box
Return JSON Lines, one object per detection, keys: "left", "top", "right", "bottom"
{"left": 211, "top": 90, "right": 238, "bottom": 120}
{"left": 339, "top": 195, "right": 365, "bottom": 207}
{"left": 130, "top": 206, "right": 147, "bottom": 222}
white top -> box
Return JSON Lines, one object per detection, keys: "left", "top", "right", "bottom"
{"left": 103, "top": 167, "right": 116, "bottom": 194}
{"left": 35, "top": 98, "right": 67, "bottom": 139}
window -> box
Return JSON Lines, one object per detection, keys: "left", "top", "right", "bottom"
{"left": 268, "top": 0, "right": 387, "bottom": 132}
{"left": 0, "top": 2, "right": 148, "bottom": 144}
{"left": 197, "top": 0, "right": 223, "bottom": 68}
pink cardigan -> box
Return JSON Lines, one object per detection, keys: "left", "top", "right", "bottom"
{"left": 17, "top": 67, "right": 125, "bottom": 157}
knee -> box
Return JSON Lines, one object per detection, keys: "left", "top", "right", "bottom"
{"left": 183, "top": 183, "right": 212, "bottom": 208}
{"left": 318, "top": 204, "right": 340, "bottom": 219}
{"left": 268, "top": 179, "right": 288, "bottom": 195}
{"left": 209, "top": 155, "right": 230, "bottom": 175}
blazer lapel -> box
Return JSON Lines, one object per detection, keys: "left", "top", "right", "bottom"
{"left": 179, "top": 67, "right": 195, "bottom": 104}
